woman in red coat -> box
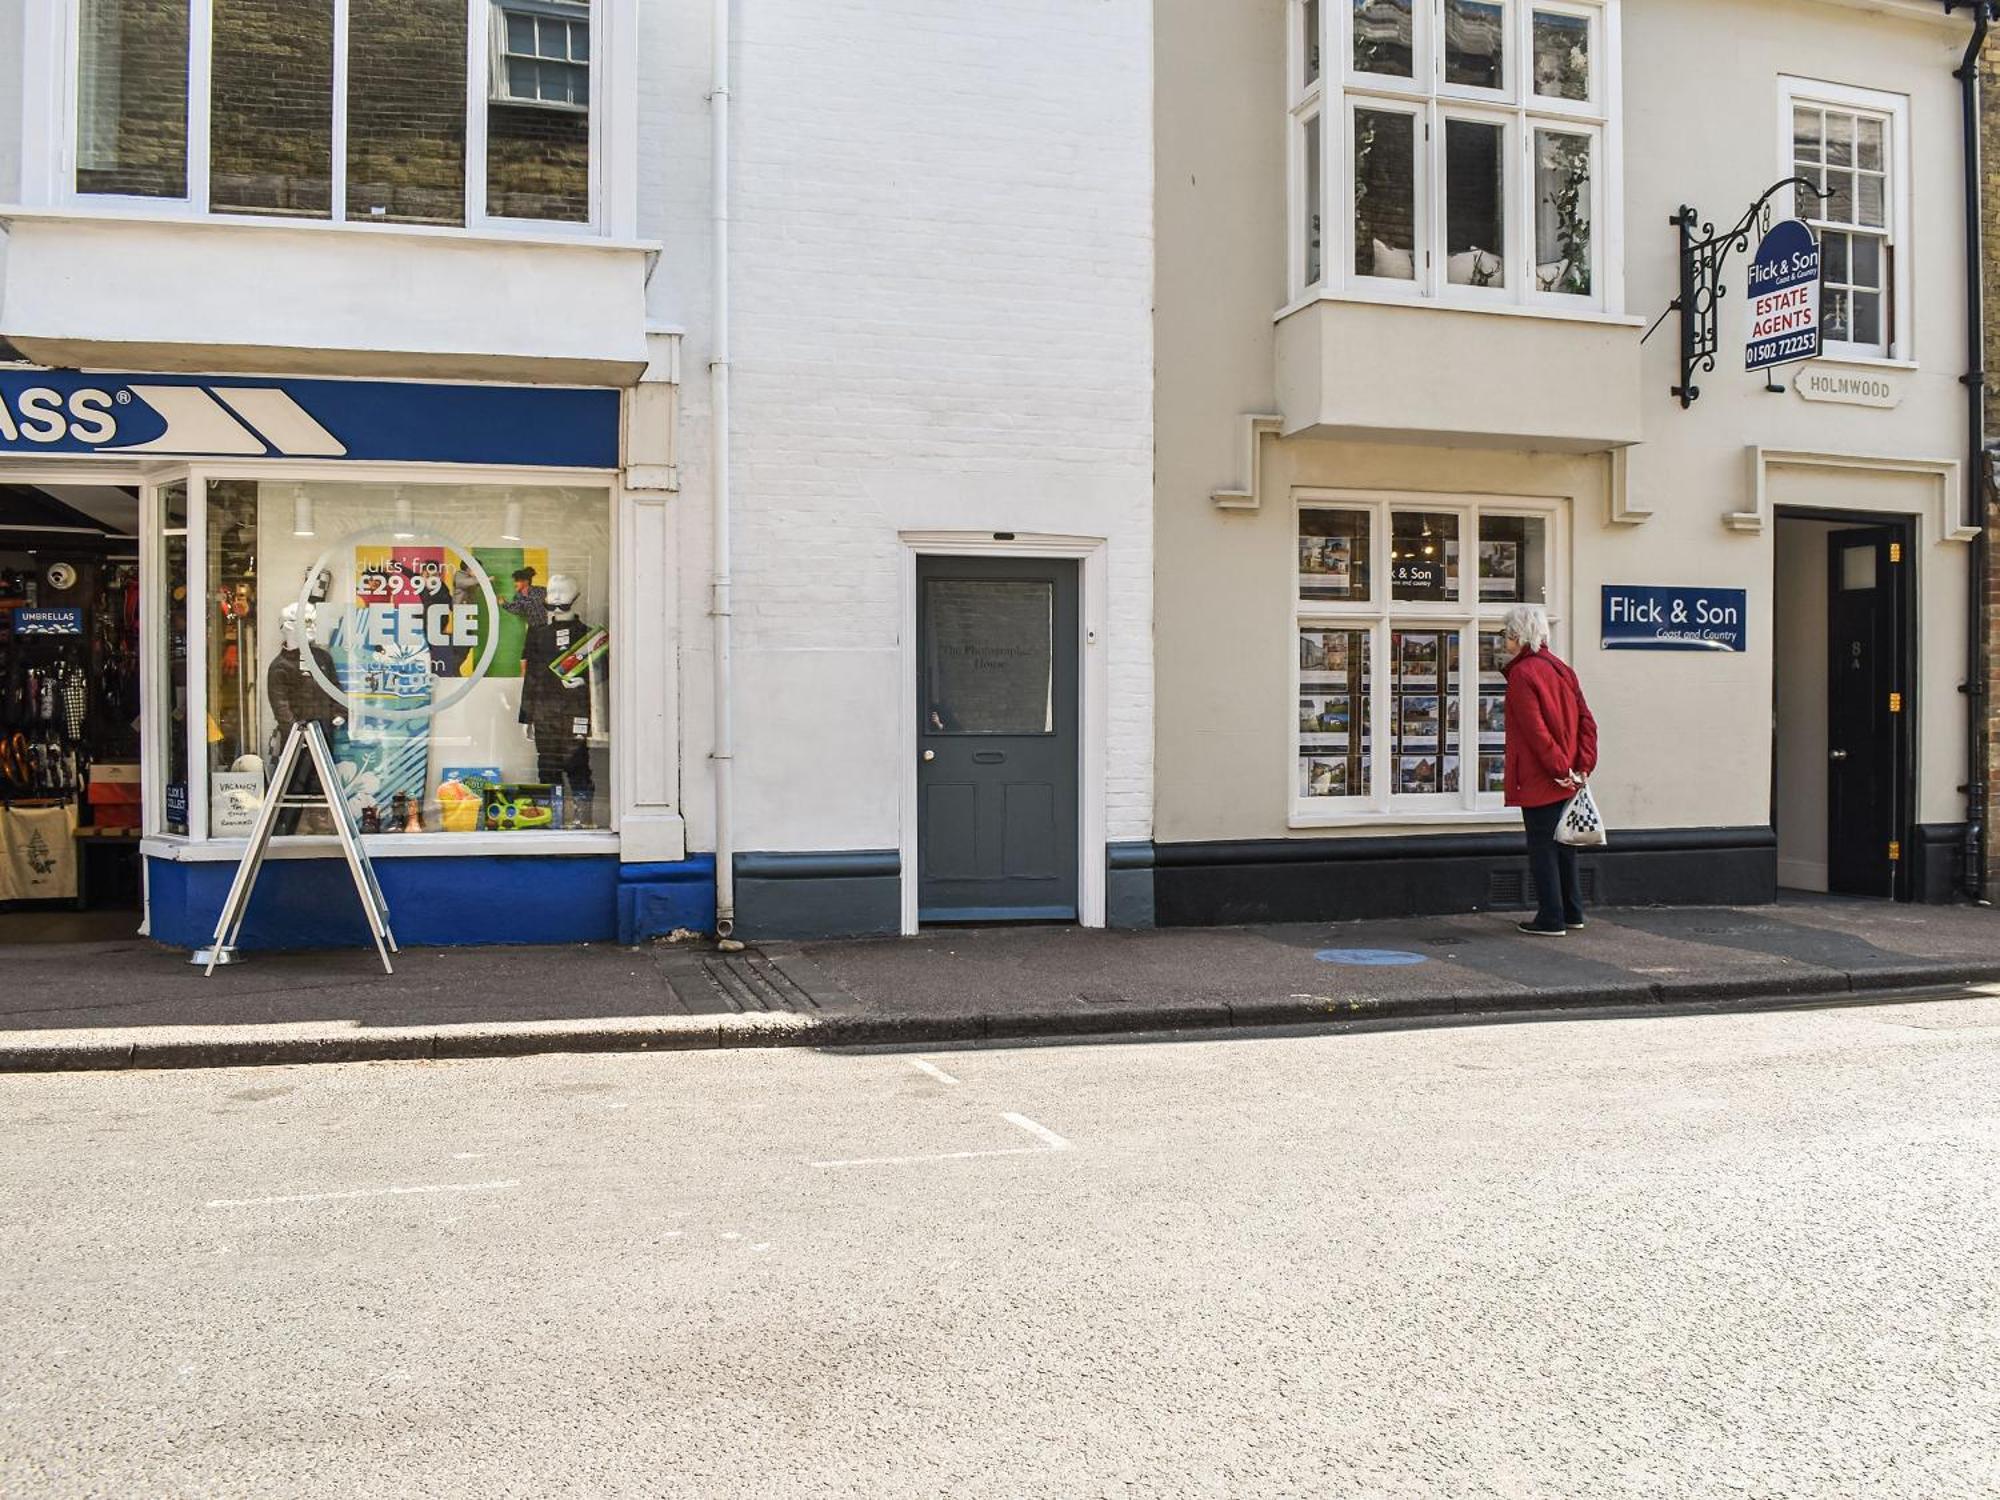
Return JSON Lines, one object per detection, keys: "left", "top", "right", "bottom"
{"left": 1500, "top": 604, "right": 1598, "bottom": 935}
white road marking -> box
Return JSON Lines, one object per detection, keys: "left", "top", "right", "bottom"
{"left": 204, "top": 1179, "right": 519, "bottom": 1210}
{"left": 752, "top": 1243, "right": 772, "bottom": 1253}
{"left": 908, "top": 1059, "right": 962, "bottom": 1086}
{"left": 1003, "top": 1113, "right": 1073, "bottom": 1152}
{"left": 812, "top": 1112, "right": 1075, "bottom": 1168}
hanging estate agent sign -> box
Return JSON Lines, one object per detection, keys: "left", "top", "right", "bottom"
{"left": 1745, "top": 219, "right": 1821, "bottom": 372}
{"left": 0, "top": 372, "right": 618, "bottom": 468}
{"left": 1602, "top": 585, "right": 1748, "bottom": 652}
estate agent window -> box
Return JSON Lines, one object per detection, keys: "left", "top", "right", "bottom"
{"left": 1781, "top": 79, "right": 1909, "bottom": 362}
{"left": 1290, "top": 0, "right": 1617, "bottom": 310}
{"left": 1296, "top": 493, "right": 1561, "bottom": 822}
{"left": 73, "top": 0, "right": 601, "bottom": 228}
{"left": 153, "top": 475, "right": 613, "bottom": 842}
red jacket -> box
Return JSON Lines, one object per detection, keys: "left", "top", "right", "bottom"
{"left": 1501, "top": 647, "right": 1598, "bottom": 808}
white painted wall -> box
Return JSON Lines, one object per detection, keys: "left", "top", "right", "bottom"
{"left": 656, "top": 0, "right": 1156, "bottom": 858}
{"left": 1775, "top": 519, "right": 1837, "bottom": 891}
{"left": 1156, "top": 0, "right": 1975, "bottom": 851}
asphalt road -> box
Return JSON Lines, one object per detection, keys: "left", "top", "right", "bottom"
{"left": 4, "top": 992, "right": 1998, "bottom": 1499}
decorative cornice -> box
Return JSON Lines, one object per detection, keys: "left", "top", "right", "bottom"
{"left": 1211, "top": 414, "right": 1283, "bottom": 511}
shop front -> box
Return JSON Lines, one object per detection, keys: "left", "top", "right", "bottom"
{"left": 0, "top": 368, "right": 706, "bottom": 950}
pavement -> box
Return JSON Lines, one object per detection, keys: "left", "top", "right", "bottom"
{"left": 3, "top": 892, "right": 2000, "bottom": 1071}
{"left": 5, "top": 997, "right": 1998, "bottom": 1497}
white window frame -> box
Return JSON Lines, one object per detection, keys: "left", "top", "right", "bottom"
{"left": 1291, "top": 488, "right": 1567, "bottom": 829}
{"left": 1292, "top": 0, "right": 1623, "bottom": 315}
{"left": 1778, "top": 76, "right": 1912, "bottom": 366}
{"left": 42, "top": 0, "right": 623, "bottom": 238}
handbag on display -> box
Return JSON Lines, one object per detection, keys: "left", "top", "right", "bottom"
{"left": 1555, "top": 778, "right": 1607, "bottom": 847}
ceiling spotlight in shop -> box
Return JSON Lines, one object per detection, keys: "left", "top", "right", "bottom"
{"left": 393, "top": 494, "right": 416, "bottom": 540}
{"left": 292, "top": 494, "right": 315, "bottom": 538}
{"left": 501, "top": 500, "right": 524, "bottom": 544}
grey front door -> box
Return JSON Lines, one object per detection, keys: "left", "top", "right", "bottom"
{"left": 917, "top": 556, "right": 1079, "bottom": 922}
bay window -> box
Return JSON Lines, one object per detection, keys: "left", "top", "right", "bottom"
{"left": 1296, "top": 493, "right": 1562, "bottom": 823}
{"left": 70, "top": 0, "right": 603, "bottom": 230}
{"left": 1290, "top": 0, "right": 1617, "bottom": 310}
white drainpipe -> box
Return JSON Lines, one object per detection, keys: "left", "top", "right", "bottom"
{"left": 709, "top": 0, "right": 738, "bottom": 942}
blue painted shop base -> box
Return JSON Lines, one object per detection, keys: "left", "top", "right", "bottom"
{"left": 145, "top": 854, "right": 718, "bottom": 951}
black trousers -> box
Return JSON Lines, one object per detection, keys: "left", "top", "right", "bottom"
{"left": 1522, "top": 798, "right": 1584, "bottom": 930}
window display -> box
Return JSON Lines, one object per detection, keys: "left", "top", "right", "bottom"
{"left": 1297, "top": 496, "right": 1559, "bottom": 816}
{"left": 199, "top": 478, "right": 612, "bottom": 839}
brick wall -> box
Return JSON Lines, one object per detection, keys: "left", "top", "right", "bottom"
{"left": 487, "top": 104, "right": 590, "bottom": 223}
{"left": 1984, "top": 52, "right": 2000, "bottom": 897}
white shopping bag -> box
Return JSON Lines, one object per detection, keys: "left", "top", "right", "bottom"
{"left": 1555, "top": 782, "right": 1607, "bottom": 847}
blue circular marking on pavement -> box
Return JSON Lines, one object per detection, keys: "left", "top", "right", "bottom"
{"left": 1314, "top": 948, "right": 1429, "bottom": 967}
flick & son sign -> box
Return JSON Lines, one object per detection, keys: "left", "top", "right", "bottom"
{"left": 1601, "top": 585, "right": 1748, "bottom": 652}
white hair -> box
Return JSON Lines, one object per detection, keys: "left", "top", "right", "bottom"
{"left": 1502, "top": 603, "right": 1551, "bottom": 654}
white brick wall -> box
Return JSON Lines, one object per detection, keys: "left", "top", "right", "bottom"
{"left": 645, "top": 0, "right": 1156, "bottom": 856}
{"left": 0, "top": 1, "right": 21, "bottom": 206}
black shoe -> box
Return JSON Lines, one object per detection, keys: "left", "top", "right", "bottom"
{"left": 1566, "top": 917, "right": 1587, "bottom": 930}
{"left": 1516, "top": 921, "right": 1566, "bottom": 936}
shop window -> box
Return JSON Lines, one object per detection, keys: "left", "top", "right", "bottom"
{"left": 160, "top": 482, "right": 191, "bottom": 835}
{"left": 1295, "top": 494, "right": 1560, "bottom": 820}
{"left": 71, "top": 0, "right": 604, "bottom": 230}
{"left": 1787, "top": 86, "right": 1902, "bottom": 360}
{"left": 193, "top": 479, "right": 612, "bottom": 840}
{"left": 1291, "top": 0, "right": 1616, "bottom": 309}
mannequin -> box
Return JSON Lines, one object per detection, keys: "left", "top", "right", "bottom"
{"left": 518, "top": 573, "right": 596, "bottom": 821}
{"left": 267, "top": 602, "right": 343, "bottom": 833}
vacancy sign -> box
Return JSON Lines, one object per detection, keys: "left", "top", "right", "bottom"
{"left": 1745, "top": 219, "right": 1821, "bottom": 372}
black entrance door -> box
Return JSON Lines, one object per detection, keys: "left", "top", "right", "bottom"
{"left": 1826, "top": 525, "right": 1907, "bottom": 898}
{"left": 917, "top": 556, "right": 1079, "bottom": 923}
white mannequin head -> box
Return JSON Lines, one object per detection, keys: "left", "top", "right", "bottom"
{"left": 546, "top": 574, "right": 581, "bottom": 612}
{"left": 279, "top": 601, "right": 318, "bottom": 651}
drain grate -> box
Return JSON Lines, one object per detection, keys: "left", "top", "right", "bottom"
{"left": 694, "top": 953, "right": 821, "bottom": 1014}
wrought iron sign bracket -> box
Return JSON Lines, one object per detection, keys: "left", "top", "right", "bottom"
{"left": 1646, "top": 176, "right": 1832, "bottom": 408}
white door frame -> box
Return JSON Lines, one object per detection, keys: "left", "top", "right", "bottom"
{"left": 898, "top": 531, "right": 1108, "bottom": 936}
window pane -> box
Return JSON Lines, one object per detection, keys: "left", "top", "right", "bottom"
{"left": 160, "top": 483, "right": 190, "bottom": 835}
{"left": 77, "top": 0, "right": 190, "bottom": 198}
{"left": 1823, "top": 288, "right": 1852, "bottom": 343}
{"left": 1390, "top": 511, "right": 1458, "bottom": 602}
{"left": 1302, "top": 114, "right": 1324, "bottom": 285}
{"left": 1856, "top": 116, "right": 1884, "bottom": 171}
{"left": 1792, "top": 106, "right": 1821, "bottom": 163}
{"left": 217, "top": 479, "right": 614, "bottom": 836}
{"left": 1477, "top": 628, "right": 1508, "bottom": 793}
{"left": 1857, "top": 174, "right": 1885, "bottom": 229}
{"left": 1478, "top": 514, "right": 1547, "bottom": 605}
{"left": 1531, "top": 10, "right": 1589, "bottom": 100}
{"left": 1392, "top": 629, "right": 1459, "bottom": 795}
{"left": 1821, "top": 230, "right": 1848, "bottom": 284}
{"left": 1353, "top": 0, "right": 1415, "bottom": 78}
{"left": 1851, "top": 291, "right": 1881, "bottom": 348}
{"left": 1825, "top": 170, "right": 1855, "bottom": 223}
{"left": 923, "top": 582, "right": 1054, "bottom": 735}
{"left": 1826, "top": 112, "right": 1854, "bottom": 167}
{"left": 1445, "top": 119, "right": 1505, "bottom": 288}
{"left": 1852, "top": 234, "right": 1880, "bottom": 290}
{"left": 210, "top": 0, "right": 334, "bottom": 218}
{"left": 1299, "top": 509, "right": 1373, "bottom": 602}
{"left": 1303, "top": 0, "right": 1322, "bottom": 87}
{"left": 488, "top": 1, "right": 592, "bottom": 222}
{"left": 1534, "top": 129, "right": 1592, "bottom": 295}
{"left": 347, "top": 0, "right": 467, "bottom": 226}
{"left": 1300, "top": 629, "right": 1371, "bottom": 800}
{"left": 1354, "top": 109, "right": 1417, "bottom": 279}
{"left": 1444, "top": 0, "right": 1504, "bottom": 89}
